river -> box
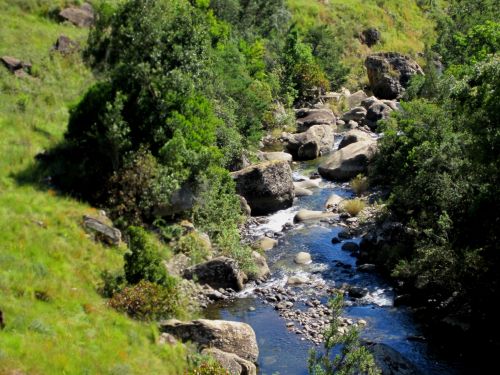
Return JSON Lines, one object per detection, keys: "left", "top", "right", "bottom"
{"left": 204, "top": 151, "right": 460, "bottom": 375}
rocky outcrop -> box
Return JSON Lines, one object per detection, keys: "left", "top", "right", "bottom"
{"left": 153, "top": 185, "right": 195, "bottom": 217}
{"left": 159, "top": 319, "right": 259, "bottom": 363}
{"left": 231, "top": 161, "right": 294, "bottom": 215}
{"left": 283, "top": 125, "right": 334, "bottom": 160}
{"left": 59, "top": 3, "right": 95, "bottom": 27}
{"left": 202, "top": 348, "right": 257, "bottom": 375}
{"left": 295, "top": 108, "right": 336, "bottom": 132}
{"left": 82, "top": 215, "right": 121, "bottom": 246}
{"left": 52, "top": 35, "right": 79, "bottom": 55}
{"left": 338, "top": 129, "right": 375, "bottom": 149}
{"left": 1, "top": 56, "right": 32, "bottom": 77}
{"left": 365, "top": 52, "right": 424, "bottom": 99}
{"left": 361, "top": 28, "right": 381, "bottom": 47}
{"left": 347, "top": 90, "right": 368, "bottom": 109}
{"left": 341, "top": 106, "right": 367, "bottom": 123}
{"left": 183, "top": 256, "right": 245, "bottom": 291}
{"left": 318, "top": 141, "right": 378, "bottom": 181}
{"left": 363, "top": 342, "right": 423, "bottom": 375}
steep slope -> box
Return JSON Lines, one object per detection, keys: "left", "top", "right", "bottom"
{"left": 0, "top": 4, "right": 188, "bottom": 374}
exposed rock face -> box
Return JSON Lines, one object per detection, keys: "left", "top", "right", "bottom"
{"left": 82, "top": 215, "right": 121, "bottom": 245}
{"left": 164, "top": 253, "right": 191, "bottom": 277}
{"left": 295, "top": 108, "right": 336, "bottom": 132}
{"left": 318, "top": 141, "right": 378, "bottom": 181}
{"left": 294, "top": 209, "right": 334, "bottom": 223}
{"left": 53, "top": 35, "right": 79, "bottom": 54}
{"left": 159, "top": 319, "right": 259, "bottom": 363}
{"left": 338, "top": 129, "right": 374, "bottom": 149}
{"left": 59, "top": 3, "right": 95, "bottom": 27}
{"left": 231, "top": 161, "right": 294, "bottom": 215}
{"left": 154, "top": 185, "right": 195, "bottom": 217}
{"left": 363, "top": 342, "right": 423, "bottom": 375}
{"left": 361, "top": 28, "right": 381, "bottom": 47}
{"left": 183, "top": 256, "right": 245, "bottom": 291}
{"left": 258, "top": 151, "right": 293, "bottom": 163}
{"left": 347, "top": 90, "right": 368, "bottom": 109}
{"left": 202, "top": 348, "right": 257, "bottom": 375}
{"left": 365, "top": 52, "right": 424, "bottom": 99}
{"left": 283, "top": 125, "right": 334, "bottom": 160}
{"left": 1, "top": 56, "right": 32, "bottom": 76}
{"left": 366, "top": 102, "right": 392, "bottom": 125}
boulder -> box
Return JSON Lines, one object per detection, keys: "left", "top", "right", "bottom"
{"left": 52, "top": 35, "right": 79, "bottom": 54}
{"left": 365, "top": 52, "right": 424, "bottom": 99}
{"left": 366, "top": 102, "right": 392, "bottom": 127}
{"left": 318, "top": 141, "right": 378, "bottom": 181}
{"left": 249, "top": 251, "right": 270, "bottom": 281}
{"left": 202, "top": 348, "right": 257, "bottom": 375}
{"left": 160, "top": 319, "right": 259, "bottom": 363}
{"left": 231, "top": 161, "right": 294, "bottom": 215}
{"left": 363, "top": 342, "right": 424, "bottom": 375}
{"left": 258, "top": 151, "right": 293, "bottom": 163}
{"left": 294, "top": 209, "right": 334, "bottom": 223}
{"left": 338, "top": 129, "right": 374, "bottom": 149}
{"left": 347, "top": 286, "right": 368, "bottom": 299}
{"left": 341, "top": 242, "right": 360, "bottom": 252}
{"left": 325, "top": 194, "right": 345, "bottom": 210}
{"left": 59, "top": 3, "right": 94, "bottom": 27}
{"left": 255, "top": 237, "right": 278, "bottom": 251}
{"left": 283, "top": 125, "right": 334, "bottom": 160}
{"left": 294, "top": 252, "right": 312, "bottom": 265}
{"left": 361, "top": 96, "right": 382, "bottom": 110}
{"left": 154, "top": 185, "right": 195, "bottom": 217}
{"left": 361, "top": 28, "right": 381, "bottom": 47}
{"left": 1, "top": 56, "right": 31, "bottom": 75}
{"left": 382, "top": 100, "right": 401, "bottom": 111}
{"left": 239, "top": 195, "right": 252, "bottom": 216}
{"left": 287, "top": 275, "right": 309, "bottom": 285}
{"left": 295, "top": 108, "right": 336, "bottom": 131}
{"left": 295, "top": 187, "right": 313, "bottom": 197}
{"left": 341, "top": 106, "right": 367, "bottom": 123}
{"left": 347, "top": 90, "right": 368, "bottom": 109}
{"left": 183, "top": 257, "right": 245, "bottom": 291}
{"left": 82, "top": 215, "right": 121, "bottom": 246}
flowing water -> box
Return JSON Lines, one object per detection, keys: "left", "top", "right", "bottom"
{"left": 205, "top": 151, "right": 460, "bottom": 375}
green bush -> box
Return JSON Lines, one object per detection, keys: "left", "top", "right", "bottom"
{"left": 108, "top": 280, "right": 182, "bottom": 321}
{"left": 124, "top": 226, "right": 173, "bottom": 287}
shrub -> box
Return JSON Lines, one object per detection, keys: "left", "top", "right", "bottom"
{"left": 108, "top": 280, "right": 182, "bottom": 320}
{"left": 350, "top": 174, "right": 369, "bottom": 196}
{"left": 188, "top": 361, "right": 229, "bottom": 375}
{"left": 176, "top": 232, "right": 213, "bottom": 265}
{"left": 124, "top": 226, "right": 172, "bottom": 287}
{"left": 341, "top": 199, "right": 366, "bottom": 217}
{"left": 99, "top": 270, "right": 127, "bottom": 298}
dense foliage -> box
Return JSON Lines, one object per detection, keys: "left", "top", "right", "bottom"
{"left": 371, "top": 0, "right": 499, "bottom": 358}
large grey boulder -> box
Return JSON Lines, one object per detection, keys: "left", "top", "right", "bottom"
{"left": 294, "top": 209, "right": 335, "bottom": 223}
{"left": 258, "top": 151, "right": 292, "bottom": 163}
{"left": 295, "top": 108, "right": 336, "bottom": 131}
{"left": 82, "top": 215, "right": 121, "bottom": 246}
{"left": 231, "top": 161, "right": 294, "bottom": 215}
{"left": 363, "top": 342, "right": 423, "bottom": 375}
{"left": 338, "top": 129, "right": 374, "bottom": 149}
{"left": 341, "top": 106, "right": 367, "bottom": 123}
{"left": 249, "top": 251, "right": 270, "bottom": 281}
{"left": 365, "top": 52, "right": 424, "bottom": 99}
{"left": 283, "top": 125, "right": 334, "bottom": 160}
{"left": 318, "top": 141, "right": 377, "bottom": 181}
{"left": 183, "top": 256, "right": 245, "bottom": 291}
{"left": 366, "top": 102, "right": 392, "bottom": 125}
{"left": 361, "top": 28, "right": 381, "bottom": 47}
{"left": 52, "top": 35, "right": 79, "bottom": 55}
{"left": 202, "top": 348, "right": 257, "bottom": 375}
{"left": 59, "top": 3, "right": 94, "bottom": 27}
{"left": 160, "top": 319, "right": 259, "bottom": 363}
{"left": 347, "top": 90, "right": 369, "bottom": 109}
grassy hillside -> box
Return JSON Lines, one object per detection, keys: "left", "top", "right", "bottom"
{"left": 288, "top": 0, "right": 440, "bottom": 88}
{"left": 0, "top": 4, "right": 188, "bottom": 374}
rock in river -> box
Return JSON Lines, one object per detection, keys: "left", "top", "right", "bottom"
{"left": 294, "top": 209, "right": 335, "bottom": 223}
{"left": 202, "top": 347, "right": 257, "bottom": 375}
{"left": 294, "top": 252, "right": 312, "bottom": 265}
{"left": 231, "top": 161, "right": 294, "bottom": 215}
{"left": 318, "top": 141, "right": 377, "bottom": 181}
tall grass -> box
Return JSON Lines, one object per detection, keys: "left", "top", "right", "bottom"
{"left": 0, "top": 5, "right": 188, "bottom": 374}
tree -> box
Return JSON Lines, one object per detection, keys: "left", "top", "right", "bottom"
{"left": 309, "top": 293, "right": 379, "bottom": 375}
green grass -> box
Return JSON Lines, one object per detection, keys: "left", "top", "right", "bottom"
{"left": 288, "top": 0, "right": 440, "bottom": 88}
{"left": 0, "top": 3, "right": 188, "bottom": 374}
